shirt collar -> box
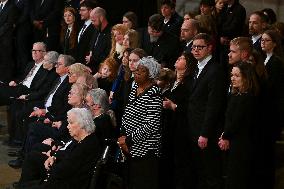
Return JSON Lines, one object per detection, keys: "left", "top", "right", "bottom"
{"left": 84, "top": 19, "right": 92, "bottom": 26}
{"left": 252, "top": 34, "right": 262, "bottom": 44}
{"left": 198, "top": 55, "right": 212, "bottom": 70}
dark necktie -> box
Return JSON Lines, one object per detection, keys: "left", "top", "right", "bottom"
{"left": 78, "top": 24, "right": 87, "bottom": 42}
{"left": 64, "top": 29, "right": 70, "bottom": 53}
{"left": 44, "top": 77, "right": 61, "bottom": 104}
{"left": 22, "top": 64, "right": 37, "bottom": 83}
{"left": 192, "top": 67, "right": 199, "bottom": 88}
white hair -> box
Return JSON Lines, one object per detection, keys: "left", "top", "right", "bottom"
{"left": 67, "top": 108, "right": 95, "bottom": 134}
{"left": 137, "top": 56, "right": 161, "bottom": 79}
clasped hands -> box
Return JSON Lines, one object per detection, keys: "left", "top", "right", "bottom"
{"left": 117, "top": 136, "right": 129, "bottom": 154}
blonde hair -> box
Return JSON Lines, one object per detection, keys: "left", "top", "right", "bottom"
{"left": 109, "top": 24, "right": 129, "bottom": 58}
{"left": 69, "top": 63, "right": 92, "bottom": 77}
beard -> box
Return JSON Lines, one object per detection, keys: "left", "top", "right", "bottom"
{"left": 150, "top": 35, "right": 159, "bottom": 43}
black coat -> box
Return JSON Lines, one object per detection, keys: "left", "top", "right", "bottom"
{"left": 187, "top": 59, "right": 226, "bottom": 141}
{"left": 140, "top": 29, "right": 181, "bottom": 69}
{"left": 89, "top": 24, "right": 112, "bottom": 73}
{"left": 223, "top": 93, "right": 257, "bottom": 189}
{"left": 76, "top": 23, "right": 95, "bottom": 64}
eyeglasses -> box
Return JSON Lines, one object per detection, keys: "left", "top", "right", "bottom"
{"left": 191, "top": 45, "right": 207, "bottom": 51}
{"left": 261, "top": 39, "right": 272, "bottom": 43}
{"left": 31, "top": 49, "right": 45, "bottom": 53}
{"left": 55, "top": 62, "right": 64, "bottom": 67}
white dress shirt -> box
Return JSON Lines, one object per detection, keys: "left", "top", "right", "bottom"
{"left": 22, "top": 62, "right": 43, "bottom": 88}
{"left": 45, "top": 74, "right": 67, "bottom": 109}
{"left": 197, "top": 55, "right": 212, "bottom": 78}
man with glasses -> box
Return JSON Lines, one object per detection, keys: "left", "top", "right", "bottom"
{"left": 183, "top": 33, "right": 226, "bottom": 189}
{"left": 0, "top": 42, "right": 48, "bottom": 106}
{"left": 8, "top": 54, "right": 74, "bottom": 169}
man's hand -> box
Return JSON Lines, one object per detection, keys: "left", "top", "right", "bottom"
{"left": 9, "top": 81, "right": 17, "bottom": 86}
{"left": 44, "top": 156, "right": 56, "bottom": 170}
{"left": 29, "top": 108, "right": 46, "bottom": 117}
{"left": 17, "top": 95, "right": 27, "bottom": 100}
{"left": 198, "top": 136, "right": 208, "bottom": 149}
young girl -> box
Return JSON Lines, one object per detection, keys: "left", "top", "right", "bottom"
{"left": 94, "top": 57, "right": 118, "bottom": 95}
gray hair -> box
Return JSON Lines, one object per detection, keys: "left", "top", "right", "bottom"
{"left": 67, "top": 108, "right": 95, "bottom": 134}
{"left": 45, "top": 51, "right": 59, "bottom": 65}
{"left": 33, "top": 42, "right": 47, "bottom": 52}
{"left": 137, "top": 56, "right": 161, "bottom": 79}
{"left": 59, "top": 54, "right": 75, "bottom": 66}
{"left": 87, "top": 88, "right": 109, "bottom": 113}
{"left": 92, "top": 7, "right": 106, "bottom": 18}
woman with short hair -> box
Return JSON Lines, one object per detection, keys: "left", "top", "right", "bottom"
{"left": 118, "top": 56, "right": 162, "bottom": 189}
{"left": 16, "top": 108, "right": 101, "bottom": 189}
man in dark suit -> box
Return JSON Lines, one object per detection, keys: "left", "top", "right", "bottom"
{"left": 0, "top": 0, "right": 17, "bottom": 82}
{"left": 186, "top": 33, "right": 226, "bottom": 189}
{"left": 14, "top": 0, "right": 33, "bottom": 77}
{"left": 140, "top": 14, "right": 180, "bottom": 69}
{"left": 0, "top": 42, "right": 48, "bottom": 106}
{"left": 30, "top": 0, "right": 64, "bottom": 50}
{"left": 85, "top": 7, "right": 111, "bottom": 73}
{"left": 218, "top": 0, "right": 246, "bottom": 69}
{"left": 180, "top": 19, "right": 200, "bottom": 53}
{"left": 75, "top": 1, "right": 95, "bottom": 64}
{"left": 249, "top": 11, "right": 267, "bottom": 56}
{"left": 160, "top": 0, "right": 183, "bottom": 37}
{"left": 8, "top": 54, "right": 74, "bottom": 169}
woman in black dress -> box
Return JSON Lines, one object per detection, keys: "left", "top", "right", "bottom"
{"left": 218, "top": 62, "right": 259, "bottom": 189}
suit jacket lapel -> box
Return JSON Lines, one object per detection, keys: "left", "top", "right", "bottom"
{"left": 191, "top": 59, "right": 212, "bottom": 91}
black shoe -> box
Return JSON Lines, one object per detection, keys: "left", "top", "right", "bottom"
{"left": 8, "top": 150, "right": 22, "bottom": 157}
{"left": 8, "top": 158, "right": 23, "bottom": 169}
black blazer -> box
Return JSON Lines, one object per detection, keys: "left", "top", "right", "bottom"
{"left": 162, "top": 11, "right": 183, "bottom": 38}
{"left": 89, "top": 24, "right": 112, "bottom": 73}
{"left": 30, "top": 0, "right": 63, "bottom": 30}
{"left": 0, "top": 0, "right": 16, "bottom": 40}
{"left": 16, "top": 62, "right": 49, "bottom": 95}
{"left": 218, "top": 2, "right": 246, "bottom": 39}
{"left": 140, "top": 29, "right": 181, "bottom": 69}
{"left": 187, "top": 58, "right": 226, "bottom": 141}
{"left": 26, "top": 68, "right": 58, "bottom": 101}
{"left": 46, "top": 133, "right": 101, "bottom": 189}
{"left": 45, "top": 76, "right": 72, "bottom": 121}
{"left": 76, "top": 23, "right": 95, "bottom": 64}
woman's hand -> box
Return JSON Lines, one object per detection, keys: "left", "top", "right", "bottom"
{"left": 42, "top": 150, "right": 52, "bottom": 157}
{"left": 42, "top": 138, "right": 54, "bottom": 146}
{"left": 118, "top": 136, "right": 129, "bottom": 154}
{"left": 163, "top": 98, "right": 177, "bottom": 111}
{"left": 44, "top": 118, "right": 51, "bottom": 124}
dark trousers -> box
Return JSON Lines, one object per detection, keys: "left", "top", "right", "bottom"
{"left": 128, "top": 154, "right": 159, "bottom": 189}
{"left": 190, "top": 140, "right": 222, "bottom": 189}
